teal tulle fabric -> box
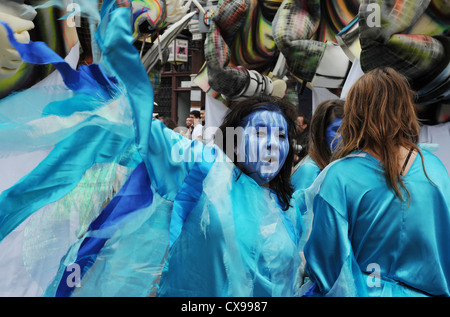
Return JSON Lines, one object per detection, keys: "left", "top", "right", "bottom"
{"left": 156, "top": 152, "right": 304, "bottom": 297}
{"left": 0, "top": 2, "right": 144, "bottom": 242}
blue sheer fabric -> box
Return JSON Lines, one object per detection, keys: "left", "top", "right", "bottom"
{"left": 0, "top": 2, "right": 145, "bottom": 296}
{"left": 0, "top": 8, "right": 140, "bottom": 242}
{"left": 0, "top": 1, "right": 305, "bottom": 297}
{"left": 303, "top": 148, "right": 450, "bottom": 297}
{"left": 156, "top": 151, "right": 303, "bottom": 297}
{"left": 43, "top": 120, "right": 304, "bottom": 297}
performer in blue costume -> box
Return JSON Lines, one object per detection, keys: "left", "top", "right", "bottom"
{"left": 291, "top": 99, "right": 344, "bottom": 214}
{"left": 44, "top": 99, "right": 305, "bottom": 297}
{"left": 303, "top": 68, "right": 450, "bottom": 297}
{"left": 0, "top": 0, "right": 305, "bottom": 297}
{"left": 153, "top": 96, "right": 304, "bottom": 297}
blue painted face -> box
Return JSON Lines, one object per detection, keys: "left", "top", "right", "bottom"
{"left": 236, "top": 109, "right": 289, "bottom": 185}
{"left": 326, "top": 117, "right": 342, "bottom": 151}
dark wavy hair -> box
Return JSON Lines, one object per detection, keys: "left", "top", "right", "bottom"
{"left": 216, "top": 95, "right": 298, "bottom": 210}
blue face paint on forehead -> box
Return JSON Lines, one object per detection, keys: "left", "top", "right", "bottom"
{"left": 236, "top": 109, "right": 290, "bottom": 185}
{"left": 326, "top": 117, "right": 342, "bottom": 151}
{"left": 240, "top": 108, "right": 288, "bottom": 133}
{"left": 239, "top": 105, "right": 289, "bottom": 128}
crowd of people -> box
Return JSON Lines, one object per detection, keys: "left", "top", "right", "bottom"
{"left": 0, "top": 0, "right": 449, "bottom": 299}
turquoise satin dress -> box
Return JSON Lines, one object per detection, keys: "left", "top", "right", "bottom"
{"left": 303, "top": 149, "right": 450, "bottom": 296}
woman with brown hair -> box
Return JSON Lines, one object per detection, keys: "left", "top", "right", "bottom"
{"left": 308, "top": 99, "right": 344, "bottom": 170}
{"left": 291, "top": 98, "right": 344, "bottom": 218}
{"left": 303, "top": 67, "right": 450, "bottom": 297}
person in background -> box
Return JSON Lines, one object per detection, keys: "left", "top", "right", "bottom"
{"left": 179, "top": 116, "right": 193, "bottom": 139}
{"left": 307, "top": 99, "right": 344, "bottom": 171}
{"left": 303, "top": 67, "right": 450, "bottom": 297}
{"left": 200, "top": 106, "right": 205, "bottom": 126}
{"left": 190, "top": 109, "right": 203, "bottom": 141}
{"left": 162, "top": 117, "right": 177, "bottom": 130}
{"left": 291, "top": 99, "right": 344, "bottom": 214}
{"left": 186, "top": 116, "right": 193, "bottom": 131}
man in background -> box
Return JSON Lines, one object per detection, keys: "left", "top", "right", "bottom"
{"left": 190, "top": 110, "right": 203, "bottom": 141}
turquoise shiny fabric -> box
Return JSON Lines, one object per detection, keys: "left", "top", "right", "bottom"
{"left": 44, "top": 161, "right": 165, "bottom": 297}
{"left": 0, "top": 123, "right": 137, "bottom": 240}
{"left": 304, "top": 147, "right": 450, "bottom": 296}
{"left": 96, "top": 1, "right": 154, "bottom": 169}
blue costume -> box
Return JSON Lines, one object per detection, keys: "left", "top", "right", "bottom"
{"left": 43, "top": 121, "right": 304, "bottom": 297}
{"left": 0, "top": 1, "right": 304, "bottom": 297}
{"left": 303, "top": 148, "right": 450, "bottom": 296}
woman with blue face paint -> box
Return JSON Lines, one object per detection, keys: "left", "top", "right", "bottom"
{"left": 235, "top": 108, "right": 290, "bottom": 186}
{"left": 217, "top": 96, "right": 298, "bottom": 211}
{"left": 154, "top": 96, "right": 305, "bottom": 297}
{"left": 42, "top": 89, "right": 305, "bottom": 296}
{"left": 291, "top": 99, "right": 344, "bottom": 215}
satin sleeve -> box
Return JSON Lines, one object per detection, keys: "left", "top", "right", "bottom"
{"left": 304, "top": 193, "right": 367, "bottom": 296}
{"left": 304, "top": 194, "right": 350, "bottom": 292}
{"left": 304, "top": 155, "right": 380, "bottom": 296}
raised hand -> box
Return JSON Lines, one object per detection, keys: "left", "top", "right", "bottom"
{"left": 0, "top": 12, "right": 34, "bottom": 78}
